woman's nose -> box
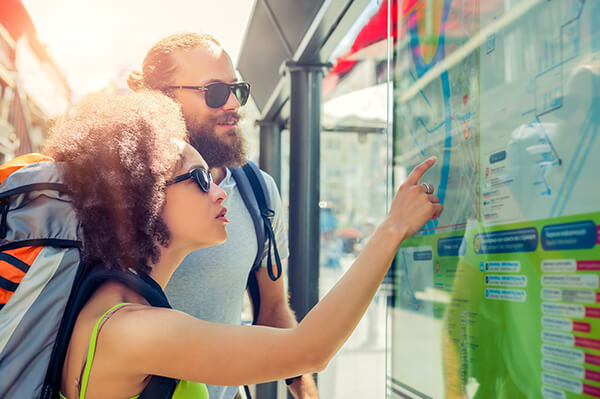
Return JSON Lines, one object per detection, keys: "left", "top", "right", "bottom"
{"left": 210, "top": 183, "right": 227, "bottom": 203}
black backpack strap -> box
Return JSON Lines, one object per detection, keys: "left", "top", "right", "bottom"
{"left": 42, "top": 266, "right": 177, "bottom": 399}
{"left": 231, "top": 162, "right": 282, "bottom": 325}
{"left": 138, "top": 375, "right": 178, "bottom": 399}
{"left": 246, "top": 271, "right": 261, "bottom": 323}
{"left": 230, "top": 162, "right": 266, "bottom": 324}
{"left": 229, "top": 163, "right": 266, "bottom": 273}
{"left": 232, "top": 162, "right": 284, "bottom": 399}
{"left": 240, "top": 161, "right": 282, "bottom": 282}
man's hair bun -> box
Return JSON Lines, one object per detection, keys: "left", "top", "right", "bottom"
{"left": 127, "top": 70, "right": 146, "bottom": 91}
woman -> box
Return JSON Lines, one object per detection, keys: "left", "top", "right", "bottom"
{"left": 44, "top": 90, "right": 442, "bottom": 398}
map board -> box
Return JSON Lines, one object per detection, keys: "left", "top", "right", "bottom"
{"left": 389, "top": 1, "right": 600, "bottom": 398}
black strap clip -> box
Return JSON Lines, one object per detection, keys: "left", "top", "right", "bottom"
{"left": 0, "top": 197, "right": 10, "bottom": 239}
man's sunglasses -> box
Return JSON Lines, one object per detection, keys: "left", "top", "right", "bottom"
{"left": 166, "top": 168, "right": 212, "bottom": 193}
{"left": 167, "top": 81, "right": 250, "bottom": 108}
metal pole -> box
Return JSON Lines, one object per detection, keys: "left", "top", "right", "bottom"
{"left": 257, "top": 120, "right": 282, "bottom": 189}
{"left": 286, "top": 61, "right": 324, "bottom": 398}
{"left": 254, "top": 381, "right": 277, "bottom": 399}
{"left": 287, "top": 62, "right": 323, "bottom": 321}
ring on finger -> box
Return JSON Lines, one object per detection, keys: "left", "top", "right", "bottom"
{"left": 421, "top": 182, "right": 434, "bottom": 194}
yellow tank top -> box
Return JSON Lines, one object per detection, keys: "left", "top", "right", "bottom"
{"left": 60, "top": 303, "right": 209, "bottom": 399}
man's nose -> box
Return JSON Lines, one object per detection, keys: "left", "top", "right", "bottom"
{"left": 222, "top": 89, "right": 241, "bottom": 110}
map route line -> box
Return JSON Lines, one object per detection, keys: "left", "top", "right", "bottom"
{"left": 533, "top": 163, "right": 552, "bottom": 196}
{"left": 569, "top": 0, "right": 586, "bottom": 23}
{"left": 535, "top": 0, "right": 585, "bottom": 79}
{"left": 400, "top": 110, "right": 427, "bottom": 156}
{"left": 522, "top": 108, "right": 536, "bottom": 117}
{"left": 535, "top": 52, "right": 576, "bottom": 79}
{"left": 405, "top": 0, "right": 453, "bottom": 235}
{"left": 454, "top": 112, "right": 473, "bottom": 122}
{"left": 417, "top": 118, "right": 446, "bottom": 134}
{"left": 410, "top": 70, "right": 433, "bottom": 108}
{"left": 536, "top": 116, "right": 563, "bottom": 165}
{"left": 433, "top": 70, "right": 453, "bottom": 233}
{"left": 415, "top": 110, "right": 472, "bottom": 135}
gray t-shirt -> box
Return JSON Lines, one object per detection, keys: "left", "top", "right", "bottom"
{"left": 165, "top": 167, "right": 289, "bottom": 399}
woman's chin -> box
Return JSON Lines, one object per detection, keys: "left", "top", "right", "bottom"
{"left": 185, "top": 230, "right": 228, "bottom": 253}
{"left": 214, "top": 235, "right": 227, "bottom": 246}
{"left": 201, "top": 233, "right": 228, "bottom": 249}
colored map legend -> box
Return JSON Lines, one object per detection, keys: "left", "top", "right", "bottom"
{"left": 540, "top": 254, "right": 600, "bottom": 398}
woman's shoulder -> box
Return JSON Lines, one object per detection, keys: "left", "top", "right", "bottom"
{"left": 69, "top": 282, "right": 159, "bottom": 361}
{"left": 62, "top": 290, "right": 154, "bottom": 398}
{"left": 82, "top": 279, "right": 148, "bottom": 313}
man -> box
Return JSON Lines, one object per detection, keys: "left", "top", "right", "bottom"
{"left": 128, "top": 33, "right": 319, "bottom": 399}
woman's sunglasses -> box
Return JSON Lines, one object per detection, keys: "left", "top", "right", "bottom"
{"left": 166, "top": 168, "right": 212, "bottom": 193}
{"left": 167, "top": 81, "right": 250, "bottom": 108}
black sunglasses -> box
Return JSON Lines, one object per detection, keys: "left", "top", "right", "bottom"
{"left": 166, "top": 168, "right": 212, "bottom": 193}
{"left": 167, "top": 81, "right": 250, "bottom": 108}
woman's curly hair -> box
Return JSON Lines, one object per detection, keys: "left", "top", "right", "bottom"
{"left": 43, "top": 90, "right": 187, "bottom": 273}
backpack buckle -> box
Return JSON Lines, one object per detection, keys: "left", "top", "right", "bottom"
{"left": 0, "top": 197, "right": 9, "bottom": 239}
{"left": 261, "top": 209, "right": 275, "bottom": 220}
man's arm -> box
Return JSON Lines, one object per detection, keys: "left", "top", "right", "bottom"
{"left": 253, "top": 262, "right": 320, "bottom": 399}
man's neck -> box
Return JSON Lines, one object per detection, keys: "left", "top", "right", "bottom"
{"left": 211, "top": 166, "right": 227, "bottom": 185}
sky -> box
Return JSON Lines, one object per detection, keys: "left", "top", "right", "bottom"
{"left": 21, "top": 0, "right": 256, "bottom": 99}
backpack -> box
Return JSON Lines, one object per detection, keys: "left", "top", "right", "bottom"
{"left": 0, "top": 154, "right": 178, "bottom": 399}
{"left": 230, "top": 161, "right": 283, "bottom": 322}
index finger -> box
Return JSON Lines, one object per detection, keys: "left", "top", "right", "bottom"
{"left": 405, "top": 156, "right": 437, "bottom": 186}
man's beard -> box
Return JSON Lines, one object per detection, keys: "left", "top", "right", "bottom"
{"left": 186, "top": 112, "right": 247, "bottom": 168}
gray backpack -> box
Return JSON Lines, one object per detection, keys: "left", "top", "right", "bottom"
{"left": 0, "top": 155, "right": 178, "bottom": 399}
{"left": 0, "top": 155, "right": 81, "bottom": 398}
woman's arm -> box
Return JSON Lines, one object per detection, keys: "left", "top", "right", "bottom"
{"left": 107, "top": 157, "right": 443, "bottom": 386}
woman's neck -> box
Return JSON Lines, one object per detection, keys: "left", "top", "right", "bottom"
{"left": 148, "top": 244, "right": 188, "bottom": 290}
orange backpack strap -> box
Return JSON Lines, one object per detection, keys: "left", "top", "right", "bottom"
{"left": 0, "top": 154, "right": 54, "bottom": 185}
{"left": 0, "top": 246, "right": 44, "bottom": 308}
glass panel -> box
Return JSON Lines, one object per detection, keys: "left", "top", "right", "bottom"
{"left": 389, "top": 1, "right": 600, "bottom": 398}
{"left": 318, "top": 1, "right": 392, "bottom": 398}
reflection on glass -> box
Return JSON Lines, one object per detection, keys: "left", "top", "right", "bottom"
{"left": 318, "top": 0, "right": 391, "bottom": 398}
{"left": 390, "top": 1, "right": 600, "bottom": 398}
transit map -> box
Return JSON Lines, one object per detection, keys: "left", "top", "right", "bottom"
{"left": 389, "top": 1, "right": 600, "bottom": 398}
